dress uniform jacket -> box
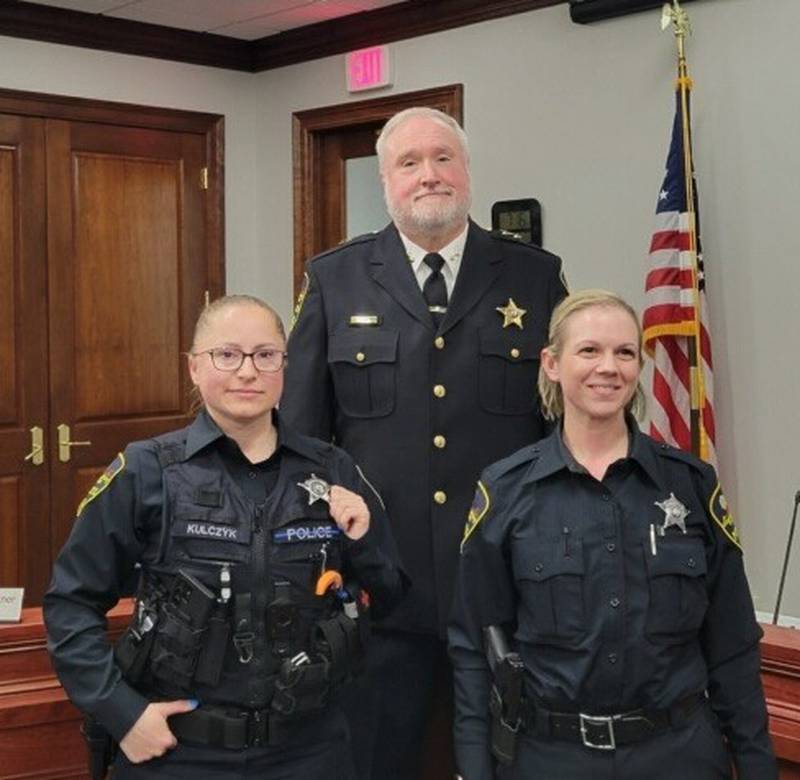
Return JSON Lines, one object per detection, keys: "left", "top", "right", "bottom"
{"left": 44, "top": 410, "right": 406, "bottom": 749}
{"left": 282, "top": 221, "right": 566, "bottom": 635}
{"left": 448, "top": 422, "right": 777, "bottom": 780}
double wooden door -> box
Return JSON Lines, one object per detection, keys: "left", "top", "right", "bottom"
{"left": 0, "top": 94, "right": 223, "bottom": 604}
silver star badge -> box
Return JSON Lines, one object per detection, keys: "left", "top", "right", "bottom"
{"left": 298, "top": 473, "right": 331, "bottom": 505}
{"left": 655, "top": 492, "right": 690, "bottom": 535}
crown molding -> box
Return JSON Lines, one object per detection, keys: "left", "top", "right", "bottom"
{"left": 0, "top": 0, "right": 564, "bottom": 72}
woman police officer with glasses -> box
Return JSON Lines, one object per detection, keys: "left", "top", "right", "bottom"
{"left": 44, "top": 294, "right": 407, "bottom": 780}
{"left": 449, "top": 290, "right": 776, "bottom": 780}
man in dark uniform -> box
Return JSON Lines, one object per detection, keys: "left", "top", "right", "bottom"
{"left": 281, "top": 107, "right": 567, "bottom": 779}
{"left": 44, "top": 295, "right": 407, "bottom": 779}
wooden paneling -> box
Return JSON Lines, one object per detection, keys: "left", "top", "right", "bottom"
{"left": 0, "top": 602, "right": 133, "bottom": 780}
{"left": 762, "top": 623, "right": 800, "bottom": 777}
{"left": 0, "top": 612, "right": 797, "bottom": 778}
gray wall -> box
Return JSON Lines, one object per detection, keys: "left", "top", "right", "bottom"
{"left": 1, "top": 0, "right": 798, "bottom": 619}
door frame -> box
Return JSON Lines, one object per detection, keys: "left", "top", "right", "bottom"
{"left": 292, "top": 83, "right": 463, "bottom": 295}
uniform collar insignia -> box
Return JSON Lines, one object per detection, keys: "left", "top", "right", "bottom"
{"left": 496, "top": 297, "right": 527, "bottom": 329}
{"left": 655, "top": 492, "right": 690, "bottom": 534}
{"left": 298, "top": 473, "right": 331, "bottom": 505}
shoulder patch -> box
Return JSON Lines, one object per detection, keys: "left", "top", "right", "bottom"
{"left": 708, "top": 482, "right": 742, "bottom": 550}
{"left": 461, "top": 481, "right": 491, "bottom": 552}
{"left": 291, "top": 271, "right": 310, "bottom": 328}
{"left": 76, "top": 452, "right": 126, "bottom": 517}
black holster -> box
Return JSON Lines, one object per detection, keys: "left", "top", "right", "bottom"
{"left": 81, "top": 715, "right": 116, "bottom": 780}
{"left": 484, "top": 625, "right": 525, "bottom": 766}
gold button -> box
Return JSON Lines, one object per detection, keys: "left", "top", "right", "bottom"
{"left": 433, "top": 490, "right": 447, "bottom": 505}
{"left": 433, "top": 435, "right": 446, "bottom": 449}
{"left": 433, "top": 384, "right": 446, "bottom": 398}
{"left": 510, "top": 348, "right": 520, "bottom": 359}
{"left": 356, "top": 351, "right": 366, "bottom": 362}
{"left": 434, "top": 336, "right": 445, "bottom": 350}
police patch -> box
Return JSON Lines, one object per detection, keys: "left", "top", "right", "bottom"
{"left": 461, "top": 481, "right": 491, "bottom": 552}
{"left": 291, "top": 272, "right": 310, "bottom": 329}
{"left": 273, "top": 523, "right": 341, "bottom": 544}
{"left": 76, "top": 452, "right": 125, "bottom": 517}
{"left": 709, "top": 483, "right": 742, "bottom": 550}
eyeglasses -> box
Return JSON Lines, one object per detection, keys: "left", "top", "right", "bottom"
{"left": 195, "top": 347, "right": 287, "bottom": 373}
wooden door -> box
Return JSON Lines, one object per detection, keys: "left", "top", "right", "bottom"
{"left": 317, "top": 122, "right": 383, "bottom": 252}
{"left": 0, "top": 114, "right": 49, "bottom": 596}
{"left": 45, "top": 119, "right": 211, "bottom": 569}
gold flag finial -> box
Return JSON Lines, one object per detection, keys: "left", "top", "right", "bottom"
{"left": 661, "top": 1, "right": 692, "bottom": 64}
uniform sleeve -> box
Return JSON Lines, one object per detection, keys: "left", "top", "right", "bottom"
{"left": 447, "top": 478, "right": 517, "bottom": 780}
{"left": 281, "top": 265, "right": 335, "bottom": 441}
{"left": 696, "top": 465, "right": 778, "bottom": 779}
{"left": 335, "top": 452, "right": 409, "bottom": 620}
{"left": 43, "top": 444, "right": 160, "bottom": 743}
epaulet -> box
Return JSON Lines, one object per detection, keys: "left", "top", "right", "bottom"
{"left": 488, "top": 229, "right": 560, "bottom": 259}
{"left": 490, "top": 228, "right": 528, "bottom": 244}
{"left": 483, "top": 442, "right": 541, "bottom": 484}
{"left": 152, "top": 429, "right": 188, "bottom": 468}
{"left": 309, "top": 231, "right": 379, "bottom": 264}
{"left": 654, "top": 441, "right": 708, "bottom": 473}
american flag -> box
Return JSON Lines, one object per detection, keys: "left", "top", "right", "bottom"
{"left": 643, "top": 83, "right": 717, "bottom": 465}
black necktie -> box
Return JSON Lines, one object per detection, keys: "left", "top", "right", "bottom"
{"left": 422, "top": 253, "right": 448, "bottom": 327}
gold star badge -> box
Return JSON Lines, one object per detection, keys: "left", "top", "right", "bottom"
{"left": 496, "top": 298, "right": 527, "bottom": 329}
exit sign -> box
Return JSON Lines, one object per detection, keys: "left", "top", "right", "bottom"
{"left": 346, "top": 46, "right": 392, "bottom": 92}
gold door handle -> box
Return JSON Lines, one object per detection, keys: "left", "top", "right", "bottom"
{"left": 57, "top": 423, "right": 92, "bottom": 463}
{"left": 24, "top": 426, "right": 45, "bottom": 466}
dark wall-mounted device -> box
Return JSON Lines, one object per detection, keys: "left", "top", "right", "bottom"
{"left": 491, "top": 199, "right": 542, "bottom": 247}
{"left": 569, "top": 0, "right": 694, "bottom": 24}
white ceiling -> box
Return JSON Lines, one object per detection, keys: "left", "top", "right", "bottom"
{"left": 23, "top": 0, "right": 406, "bottom": 40}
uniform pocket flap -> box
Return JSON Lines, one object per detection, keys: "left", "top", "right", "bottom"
{"left": 479, "top": 327, "right": 538, "bottom": 362}
{"left": 515, "top": 540, "right": 585, "bottom": 582}
{"left": 328, "top": 329, "right": 398, "bottom": 366}
{"left": 643, "top": 537, "right": 707, "bottom": 578}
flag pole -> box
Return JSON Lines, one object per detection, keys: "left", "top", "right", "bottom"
{"left": 662, "top": 0, "right": 707, "bottom": 460}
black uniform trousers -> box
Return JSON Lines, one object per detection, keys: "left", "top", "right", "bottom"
{"left": 338, "top": 629, "right": 454, "bottom": 780}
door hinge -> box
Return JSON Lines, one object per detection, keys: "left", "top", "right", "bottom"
{"left": 200, "top": 167, "right": 209, "bottom": 190}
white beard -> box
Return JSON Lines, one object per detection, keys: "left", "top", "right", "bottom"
{"left": 386, "top": 188, "right": 472, "bottom": 238}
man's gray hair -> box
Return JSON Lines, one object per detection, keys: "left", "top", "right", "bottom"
{"left": 375, "top": 107, "right": 469, "bottom": 172}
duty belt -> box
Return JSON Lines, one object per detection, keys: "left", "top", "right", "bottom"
{"left": 169, "top": 705, "right": 272, "bottom": 749}
{"left": 525, "top": 692, "right": 705, "bottom": 751}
